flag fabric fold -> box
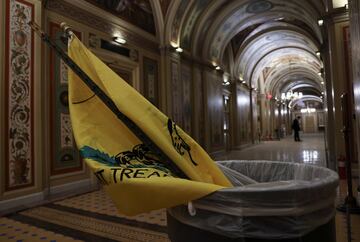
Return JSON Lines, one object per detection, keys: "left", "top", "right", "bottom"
{"left": 67, "top": 36, "right": 232, "bottom": 216}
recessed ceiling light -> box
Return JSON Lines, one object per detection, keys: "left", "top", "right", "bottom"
{"left": 113, "top": 36, "right": 126, "bottom": 44}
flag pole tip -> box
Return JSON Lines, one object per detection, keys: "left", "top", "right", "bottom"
{"left": 60, "top": 22, "right": 74, "bottom": 37}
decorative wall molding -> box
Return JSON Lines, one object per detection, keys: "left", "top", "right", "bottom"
{"left": 46, "top": 0, "right": 159, "bottom": 52}
{"left": 5, "top": 0, "right": 35, "bottom": 191}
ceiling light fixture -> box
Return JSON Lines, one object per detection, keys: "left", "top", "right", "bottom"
{"left": 170, "top": 42, "right": 178, "bottom": 48}
{"left": 318, "top": 19, "right": 324, "bottom": 26}
{"left": 175, "top": 47, "right": 183, "bottom": 53}
{"left": 113, "top": 36, "right": 126, "bottom": 44}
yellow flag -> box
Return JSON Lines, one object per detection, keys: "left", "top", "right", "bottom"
{"left": 67, "top": 36, "right": 232, "bottom": 216}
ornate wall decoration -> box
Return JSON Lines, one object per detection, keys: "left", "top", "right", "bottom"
{"left": 49, "top": 23, "right": 82, "bottom": 175}
{"left": 5, "top": 0, "right": 34, "bottom": 191}
{"left": 181, "top": 64, "right": 192, "bottom": 134}
{"left": 143, "top": 57, "right": 159, "bottom": 107}
{"left": 171, "top": 61, "right": 183, "bottom": 127}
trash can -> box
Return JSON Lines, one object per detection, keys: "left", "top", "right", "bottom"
{"left": 167, "top": 160, "right": 338, "bottom": 242}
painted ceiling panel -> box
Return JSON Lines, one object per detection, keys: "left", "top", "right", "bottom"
{"left": 180, "top": 0, "right": 212, "bottom": 50}
{"left": 236, "top": 30, "right": 318, "bottom": 78}
{"left": 170, "top": 0, "right": 192, "bottom": 44}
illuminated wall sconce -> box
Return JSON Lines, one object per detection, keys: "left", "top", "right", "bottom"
{"left": 316, "top": 51, "right": 321, "bottom": 57}
{"left": 318, "top": 19, "right": 324, "bottom": 26}
{"left": 345, "top": 4, "right": 349, "bottom": 9}
{"left": 318, "top": 72, "right": 322, "bottom": 76}
{"left": 113, "top": 36, "right": 126, "bottom": 44}
{"left": 175, "top": 47, "right": 183, "bottom": 53}
{"left": 321, "top": 81, "right": 325, "bottom": 85}
{"left": 215, "top": 66, "right": 221, "bottom": 70}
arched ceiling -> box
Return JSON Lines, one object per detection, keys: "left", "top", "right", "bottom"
{"left": 289, "top": 95, "right": 324, "bottom": 109}
{"left": 166, "top": 0, "right": 326, "bottom": 100}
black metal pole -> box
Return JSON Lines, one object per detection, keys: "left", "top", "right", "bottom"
{"left": 28, "top": 21, "right": 188, "bottom": 179}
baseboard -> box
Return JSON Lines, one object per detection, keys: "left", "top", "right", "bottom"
{"left": 49, "top": 178, "right": 95, "bottom": 196}
{"left": 0, "top": 191, "right": 45, "bottom": 216}
{"left": 0, "top": 179, "right": 98, "bottom": 216}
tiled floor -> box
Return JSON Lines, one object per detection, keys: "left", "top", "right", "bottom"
{"left": 0, "top": 217, "right": 81, "bottom": 242}
{"left": 1, "top": 132, "right": 359, "bottom": 241}
{"left": 55, "top": 190, "right": 167, "bottom": 227}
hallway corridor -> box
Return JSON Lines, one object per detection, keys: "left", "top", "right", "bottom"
{"left": 217, "top": 133, "right": 327, "bottom": 167}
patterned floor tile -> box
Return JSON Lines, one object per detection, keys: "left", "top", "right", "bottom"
{"left": 0, "top": 217, "right": 81, "bottom": 242}
{"left": 54, "top": 190, "right": 167, "bottom": 226}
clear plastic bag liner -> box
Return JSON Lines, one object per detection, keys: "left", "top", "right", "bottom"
{"left": 168, "top": 160, "right": 339, "bottom": 239}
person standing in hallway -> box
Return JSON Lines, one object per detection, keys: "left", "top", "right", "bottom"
{"left": 292, "top": 116, "right": 301, "bottom": 142}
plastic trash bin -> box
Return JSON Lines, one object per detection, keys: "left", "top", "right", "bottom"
{"left": 167, "top": 160, "right": 338, "bottom": 242}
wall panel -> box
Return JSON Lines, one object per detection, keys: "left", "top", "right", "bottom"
{"left": 235, "top": 85, "right": 251, "bottom": 147}
{"left": 181, "top": 63, "right": 192, "bottom": 134}
{"left": 5, "top": 0, "right": 35, "bottom": 191}
{"left": 205, "top": 70, "right": 224, "bottom": 152}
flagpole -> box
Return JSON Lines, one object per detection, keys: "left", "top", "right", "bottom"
{"left": 28, "top": 21, "right": 188, "bottom": 179}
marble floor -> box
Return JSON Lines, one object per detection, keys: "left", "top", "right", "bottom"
{"left": 216, "top": 132, "right": 327, "bottom": 166}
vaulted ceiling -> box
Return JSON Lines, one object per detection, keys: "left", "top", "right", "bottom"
{"left": 165, "top": 0, "right": 327, "bottom": 104}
